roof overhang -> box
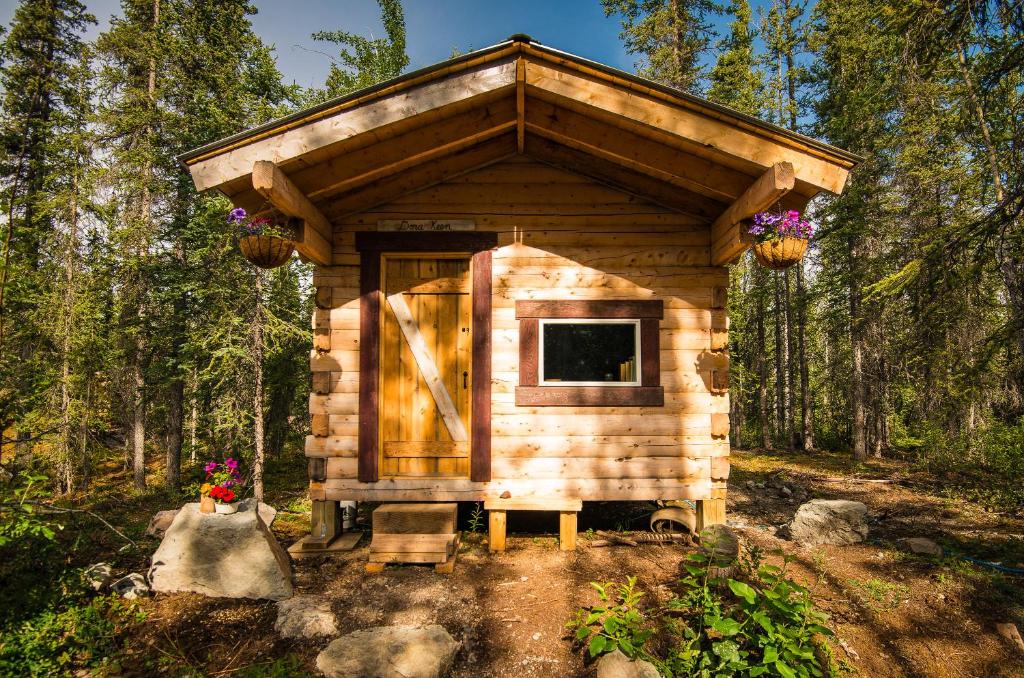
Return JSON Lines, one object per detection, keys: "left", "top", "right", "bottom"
{"left": 181, "top": 37, "right": 861, "bottom": 267}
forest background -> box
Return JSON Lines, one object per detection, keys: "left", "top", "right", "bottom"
{"left": 0, "top": 0, "right": 1021, "bottom": 510}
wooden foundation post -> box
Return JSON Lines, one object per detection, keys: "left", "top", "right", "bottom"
{"left": 488, "top": 509, "right": 507, "bottom": 553}
{"left": 559, "top": 511, "right": 577, "bottom": 551}
{"left": 305, "top": 499, "right": 342, "bottom": 550}
{"left": 696, "top": 499, "right": 727, "bottom": 531}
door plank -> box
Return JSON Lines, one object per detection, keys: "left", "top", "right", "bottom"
{"left": 383, "top": 441, "right": 469, "bottom": 457}
{"left": 387, "top": 291, "right": 470, "bottom": 442}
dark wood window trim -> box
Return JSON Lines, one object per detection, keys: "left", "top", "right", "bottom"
{"left": 356, "top": 232, "right": 494, "bottom": 483}
{"left": 516, "top": 300, "right": 663, "bottom": 407}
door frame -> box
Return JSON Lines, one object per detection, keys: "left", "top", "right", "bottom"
{"left": 355, "top": 232, "right": 495, "bottom": 482}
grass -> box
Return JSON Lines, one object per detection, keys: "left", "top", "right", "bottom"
{"left": 847, "top": 577, "right": 910, "bottom": 611}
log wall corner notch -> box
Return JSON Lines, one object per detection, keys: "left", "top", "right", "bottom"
{"left": 251, "top": 160, "right": 333, "bottom": 266}
{"left": 710, "top": 161, "right": 795, "bottom": 267}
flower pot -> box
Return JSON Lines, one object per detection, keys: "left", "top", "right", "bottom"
{"left": 753, "top": 237, "right": 809, "bottom": 270}
{"left": 215, "top": 502, "right": 238, "bottom": 515}
{"left": 239, "top": 234, "right": 294, "bottom": 269}
{"left": 200, "top": 495, "right": 215, "bottom": 514}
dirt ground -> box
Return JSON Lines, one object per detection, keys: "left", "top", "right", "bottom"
{"left": 120, "top": 450, "right": 1024, "bottom": 677}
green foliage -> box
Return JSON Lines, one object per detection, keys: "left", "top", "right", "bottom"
{"left": 567, "top": 576, "right": 654, "bottom": 660}
{"left": 0, "top": 596, "right": 143, "bottom": 677}
{"left": 0, "top": 474, "right": 66, "bottom": 623}
{"left": 468, "top": 502, "right": 484, "bottom": 533}
{"left": 236, "top": 655, "right": 315, "bottom": 678}
{"left": 308, "top": 0, "right": 409, "bottom": 102}
{"left": 602, "top": 0, "right": 723, "bottom": 92}
{"left": 568, "top": 554, "right": 836, "bottom": 677}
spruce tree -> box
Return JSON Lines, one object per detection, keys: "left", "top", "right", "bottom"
{"left": 602, "top": 0, "right": 722, "bottom": 93}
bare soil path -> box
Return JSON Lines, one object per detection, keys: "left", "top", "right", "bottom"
{"left": 125, "top": 450, "right": 1024, "bottom": 677}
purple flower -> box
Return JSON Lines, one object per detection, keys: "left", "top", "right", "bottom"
{"left": 225, "top": 457, "right": 238, "bottom": 470}
{"left": 204, "top": 460, "right": 218, "bottom": 473}
{"left": 227, "top": 207, "right": 247, "bottom": 225}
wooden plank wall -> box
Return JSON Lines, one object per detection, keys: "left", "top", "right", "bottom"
{"left": 306, "top": 156, "right": 730, "bottom": 502}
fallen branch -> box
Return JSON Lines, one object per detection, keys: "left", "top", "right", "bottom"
{"left": 588, "top": 531, "right": 691, "bottom": 547}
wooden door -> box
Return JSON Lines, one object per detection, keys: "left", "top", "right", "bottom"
{"left": 380, "top": 256, "right": 472, "bottom": 477}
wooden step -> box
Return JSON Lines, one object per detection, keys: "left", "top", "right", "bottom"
{"left": 373, "top": 503, "right": 457, "bottom": 535}
{"left": 369, "top": 533, "right": 456, "bottom": 564}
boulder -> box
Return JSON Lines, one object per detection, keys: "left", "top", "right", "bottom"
{"left": 784, "top": 500, "right": 869, "bottom": 546}
{"left": 899, "top": 537, "right": 943, "bottom": 557}
{"left": 596, "top": 649, "right": 660, "bottom": 678}
{"left": 316, "top": 625, "right": 459, "bottom": 678}
{"left": 83, "top": 562, "right": 112, "bottom": 591}
{"left": 148, "top": 502, "right": 292, "bottom": 601}
{"left": 238, "top": 498, "right": 277, "bottom": 528}
{"left": 112, "top": 573, "right": 150, "bottom": 599}
{"left": 145, "top": 510, "right": 179, "bottom": 537}
{"left": 275, "top": 595, "right": 337, "bottom": 639}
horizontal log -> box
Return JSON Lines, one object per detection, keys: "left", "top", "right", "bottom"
{"left": 305, "top": 435, "right": 358, "bottom": 457}
{"left": 514, "top": 386, "right": 664, "bottom": 407}
{"left": 312, "top": 477, "right": 714, "bottom": 502}
{"left": 490, "top": 413, "right": 711, "bottom": 437}
{"left": 489, "top": 456, "right": 711, "bottom": 480}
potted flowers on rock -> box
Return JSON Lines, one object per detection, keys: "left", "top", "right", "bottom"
{"left": 749, "top": 208, "right": 814, "bottom": 270}
{"left": 229, "top": 207, "right": 295, "bottom": 269}
{"left": 199, "top": 458, "right": 243, "bottom": 515}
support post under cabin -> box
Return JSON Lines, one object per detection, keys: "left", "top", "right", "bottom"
{"left": 696, "top": 499, "right": 727, "bottom": 531}
{"left": 488, "top": 509, "right": 507, "bottom": 553}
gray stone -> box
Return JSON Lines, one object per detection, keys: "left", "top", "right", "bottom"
{"left": 83, "top": 562, "right": 112, "bottom": 591}
{"left": 145, "top": 510, "right": 179, "bottom": 537}
{"left": 112, "top": 573, "right": 149, "bottom": 599}
{"left": 237, "top": 499, "right": 277, "bottom": 528}
{"left": 780, "top": 485, "right": 793, "bottom": 497}
{"left": 784, "top": 500, "right": 869, "bottom": 546}
{"left": 148, "top": 502, "right": 292, "bottom": 601}
{"left": 274, "top": 595, "right": 337, "bottom": 639}
{"left": 744, "top": 480, "right": 756, "bottom": 491}
{"left": 316, "top": 625, "right": 459, "bottom": 678}
{"left": 899, "top": 537, "right": 943, "bottom": 557}
{"left": 596, "top": 649, "right": 660, "bottom": 678}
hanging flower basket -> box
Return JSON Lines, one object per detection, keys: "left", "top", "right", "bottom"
{"left": 753, "top": 237, "right": 809, "bottom": 270}
{"left": 749, "top": 209, "right": 813, "bottom": 270}
{"left": 229, "top": 207, "right": 295, "bottom": 269}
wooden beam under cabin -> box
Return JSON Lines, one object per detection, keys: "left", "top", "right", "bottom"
{"left": 710, "top": 162, "right": 795, "bottom": 266}
{"left": 251, "top": 160, "right": 333, "bottom": 266}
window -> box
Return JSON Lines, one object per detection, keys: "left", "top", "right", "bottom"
{"left": 516, "top": 300, "right": 664, "bottom": 407}
{"left": 539, "top": 320, "right": 640, "bottom": 386}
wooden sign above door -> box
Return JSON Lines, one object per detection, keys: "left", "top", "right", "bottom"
{"left": 377, "top": 219, "right": 475, "bottom": 232}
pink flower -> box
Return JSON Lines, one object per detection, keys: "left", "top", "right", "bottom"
{"left": 204, "top": 461, "right": 218, "bottom": 473}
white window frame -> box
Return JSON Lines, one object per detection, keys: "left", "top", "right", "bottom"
{"left": 537, "top": 318, "right": 642, "bottom": 387}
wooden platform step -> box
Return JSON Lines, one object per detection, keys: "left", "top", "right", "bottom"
{"left": 369, "top": 533, "right": 456, "bottom": 563}
{"left": 372, "top": 503, "right": 457, "bottom": 535}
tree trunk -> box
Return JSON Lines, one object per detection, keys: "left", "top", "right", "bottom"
{"left": 849, "top": 236, "right": 867, "bottom": 461}
{"left": 756, "top": 266, "right": 771, "bottom": 449}
{"left": 252, "top": 271, "right": 265, "bottom": 502}
{"left": 165, "top": 378, "right": 184, "bottom": 490}
{"left": 784, "top": 268, "right": 796, "bottom": 451}
{"left": 796, "top": 263, "right": 815, "bottom": 450}
{"left": 773, "top": 273, "right": 785, "bottom": 444}
{"left": 131, "top": 358, "right": 146, "bottom": 489}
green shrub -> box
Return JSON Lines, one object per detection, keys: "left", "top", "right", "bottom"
{"left": 568, "top": 552, "right": 837, "bottom": 677}
{"left": 0, "top": 596, "right": 143, "bottom": 677}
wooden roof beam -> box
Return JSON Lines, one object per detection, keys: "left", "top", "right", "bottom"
{"left": 526, "top": 122, "right": 736, "bottom": 204}
{"left": 252, "top": 160, "right": 333, "bottom": 266}
{"left": 710, "top": 162, "right": 795, "bottom": 266}
{"left": 516, "top": 57, "right": 526, "bottom": 153}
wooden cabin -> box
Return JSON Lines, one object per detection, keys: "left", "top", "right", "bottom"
{"left": 181, "top": 36, "right": 857, "bottom": 551}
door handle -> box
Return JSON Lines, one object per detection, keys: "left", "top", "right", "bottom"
{"left": 463, "top": 371, "right": 469, "bottom": 389}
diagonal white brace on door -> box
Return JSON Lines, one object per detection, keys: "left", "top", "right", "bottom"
{"left": 386, "top": 292, "right": 469, "bottom": 442}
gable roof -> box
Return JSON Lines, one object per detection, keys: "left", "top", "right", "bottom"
{"left": 182, "top": 35, "right": 860, "bottom": 266}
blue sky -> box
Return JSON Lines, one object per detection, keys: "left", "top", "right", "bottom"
{"left": 0, "top": 0, "right": 644, "bottom": 90}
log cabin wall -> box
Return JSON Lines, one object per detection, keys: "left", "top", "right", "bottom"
{"left": 305, "top": 156, "right": 731, "bottom": 503}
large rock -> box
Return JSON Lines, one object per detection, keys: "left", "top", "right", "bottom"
{"left": 899, "top": 537, "right": 943, "bottom": 557}
{"left": 596, "top": 649, "right": 660, "bottom": 678}
{"left": 83, "top": 562, "right": 112, "bottom": 591}
{"left": 148, "top": 502, "right": 292, "bottom": 601}
{"left": 238, "top": 498, "right": 277, "bottom": 528}
{"left": 784, "top": 499, "right": 869, "bottom": 546}
{"left": 145, "top": 510, "right": 179, "bottom": 537}
{"left": 112, "top": 573, "right": 150, "bottom": 599}
{"left": 275, "top": 595, "right": 337, "bottom": 639}
{"left": 316, "top": 625, "right": 459, "bottom": 678}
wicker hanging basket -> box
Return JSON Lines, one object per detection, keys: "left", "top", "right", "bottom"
{"left": 238, "top": 234, "right": 295, "bottom": 269}
{"left": 753, "top": 237, "right": 808, "bottom": 270}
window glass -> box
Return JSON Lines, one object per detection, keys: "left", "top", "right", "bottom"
{"left": 541, "top": 321, "right": 639, "bottom": 384}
